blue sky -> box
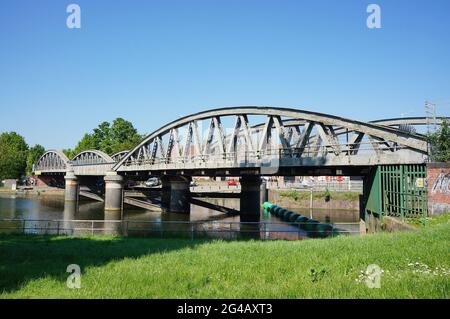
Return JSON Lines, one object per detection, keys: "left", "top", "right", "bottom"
{"left": 0, "top": 0, "right": 449, "bottom": 149}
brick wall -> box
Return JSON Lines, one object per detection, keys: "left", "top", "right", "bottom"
{"left": 427, "top": 162, "right": 450, "bottom": 215}
{"left": 35, "top": 176, "right": 64, "bottom": 188}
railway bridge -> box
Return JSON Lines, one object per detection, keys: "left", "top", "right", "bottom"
{"left": 33, "top": 107, "right": 448, "bottom": 223}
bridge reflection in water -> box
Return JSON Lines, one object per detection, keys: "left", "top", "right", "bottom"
{"left": 0, "top": 195, "right": 360, "bottom": 240}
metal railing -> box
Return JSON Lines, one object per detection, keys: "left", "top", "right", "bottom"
{"left": 0, "top": 219, "right": 361, "bottom": 241}
{"left": 121, "top": 141, "right": 405, "bottom": 168}
{"left": 272, "top": 180, "right": 364, "bottom": 193}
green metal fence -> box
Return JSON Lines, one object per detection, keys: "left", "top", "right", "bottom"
{"left": 364, "top": 165, "right": 428, "bottom": 226}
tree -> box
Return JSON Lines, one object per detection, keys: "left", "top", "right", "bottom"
{"left": 109, "top": 118, "right": 143, "bottom": 154}
{"left": 26, "top": 144, "right": 45, "bottom": 176}
{"left": 68, "top": 133, "right": 100, "bottom": 159}
{"left": 0, "top": 132, "right": 29, "bottom": 179}
{"left": 69, "top": 118, "right": 143, "bottom": 158}
{"left": 428, "top": 119, "right": 450, "bottom": 162}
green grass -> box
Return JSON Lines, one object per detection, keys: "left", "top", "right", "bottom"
{"left": 0, "top": 224, "right": 449, "bottom": 299}
{"left": 406, "top": 212, "right": 450, "bottom": 228}
{"left": 280, "top": 190, "right": 360, "bottom": 202}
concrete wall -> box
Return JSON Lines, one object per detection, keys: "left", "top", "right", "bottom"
{"left": 427, "top": 162, "right": 450, "bottom": 215}
{"left": 1, "top": 179, "right": 17, "bottom": 190}
{"left": 365, "top": 215, "right": 416, "bottom": 234}
{"left": 268, "top": 189, "right": 360, "bottom": 211}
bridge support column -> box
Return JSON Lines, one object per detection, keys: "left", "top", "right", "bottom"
{"left": 260, "top": 179, "right": 268, "bottom": 204}
{"left": 64, "top": 171, "right": 79, "bottom": 202}
{"left": 240, "top": 175, "right": 262, "bottom": 222}
{"left": 161, "top": 176, "right": 191, "bottom": 213}
{"left": 161, "top": 178, "right": 172, "bottom": 211}
{"left": 104, "top": 172, "right": 124, "bottom": 211}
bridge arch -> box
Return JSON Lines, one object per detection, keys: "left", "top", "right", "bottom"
{"left": 34, "top": 150, "right": 69, "bottom": 173}
{"left": 71, "top": 150, "right": 114, "bottom": 166}
{"left": 113, "top": 106, "right": 429, "bottom": 173}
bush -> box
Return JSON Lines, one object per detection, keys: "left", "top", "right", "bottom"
{"left": 324, "top": 188, "right": 331, "bottom": 202}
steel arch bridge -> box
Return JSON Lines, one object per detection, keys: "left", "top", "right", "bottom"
{"left": 33, "top": 107, "right": 448, "bottom": 177}
{"left": 111, "top": 107, "right": 433, "bottom": 176}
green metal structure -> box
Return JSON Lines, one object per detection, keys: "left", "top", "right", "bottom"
{"left": 363, "top": 164, "right": 428, "bottom": 230}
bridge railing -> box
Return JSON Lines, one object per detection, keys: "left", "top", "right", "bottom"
{"left": 119, "top": 140, "right": 412, "bottom": 169}
{"left": 69, "top": 161, "right": 116, "bottom": 166}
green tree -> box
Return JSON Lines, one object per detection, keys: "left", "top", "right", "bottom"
{"left": 428, "top": 119, "right": 450, "bottom": 162}
{"left": 69, "top": 118, "right": 142, "bottom": 157}
{"left": 26, "top": 144, "right": 45, "bottom": 176}
{"left": 68, "top": 133, "right": 100, "bottom": 159}
{"left": 0, "top": 132, "right": 29, "bottom": 179}
{"left": 109, "top": 118, "right": 142, "bottom": 154}
{"left": 63, "top": 149, "right": 74, "bottom": 159}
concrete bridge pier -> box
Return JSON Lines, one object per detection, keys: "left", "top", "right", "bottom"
{"left": 161, "top": 176, "right": 191, "bottom": 213}
{"left": 161, "top": 178, "right": 171, "bottom": 211}
{"left": 64, "top": 171, "right": 79, "bottom": 202}
{"left": 240, "top": 175, "right": 262, "bottom": 223}
{"left": 104, "top": 172, "right": 124, "bottom": 211}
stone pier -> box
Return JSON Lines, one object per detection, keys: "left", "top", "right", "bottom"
{"left": 64, "top": 171, "right": 79, "bottom": 202}
{"left": 240, "top": 175, "right": 262, "bottom": 222}
{"left": 104, "top": 172, "right": 124, "bottom": 211}
{"left": 161, "top": 176, "right": 191, "bottom": 213}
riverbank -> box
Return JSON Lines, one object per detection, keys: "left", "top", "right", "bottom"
{"left": 0, "top": 187, "right": 64, "bottom": 197}
{"left": 269, "top": 189, "right": 360, "bottom": 211}
{"left": 1, "top": 222, "right": 448, "bottom": 298}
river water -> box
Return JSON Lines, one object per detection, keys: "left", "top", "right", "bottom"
{"left": 0, "top": 194, "right": 360, "bottom": 240}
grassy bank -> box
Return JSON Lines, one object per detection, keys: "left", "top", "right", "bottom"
{"left": 406, "top": 212, "right": 450, "bottom": 228}
{"left": 279, "top": 190, "right": 360, "bottom": 202}
{"left": 0, "top": 224, "right": 449, "bottom": 299}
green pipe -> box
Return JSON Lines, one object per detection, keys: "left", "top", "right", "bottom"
{"left": 263, "top": 202, "right": 337, "bottom": 238}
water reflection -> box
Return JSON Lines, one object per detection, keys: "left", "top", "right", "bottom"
{"left": 0, "top": 194, "right": 360, "bottom": 239}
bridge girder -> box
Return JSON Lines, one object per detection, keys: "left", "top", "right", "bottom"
{"left": 112, "top": 107, "right": 431, "bottom": 174}
{"left": 111, "top": 151, "right": 129, "bottom": 162}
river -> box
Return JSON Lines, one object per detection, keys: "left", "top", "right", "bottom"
{"left": 0, "top": 193, "right": 360, "bottom": 240}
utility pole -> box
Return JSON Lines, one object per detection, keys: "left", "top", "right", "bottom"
{"left": 425, "top": 100, "right": 437, "bottom": 161}
{"left": 425, "top": 101, "right": 437, "bottom": 134}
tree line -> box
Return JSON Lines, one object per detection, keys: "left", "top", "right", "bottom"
{"left": 0, "top": 132, "right": 45, "bottom": 180}
{"left": 63, "top": 118, "right": 143, "bottom": 159}
{"left": 0, "top": 118, "right": 143, "bottom": 180}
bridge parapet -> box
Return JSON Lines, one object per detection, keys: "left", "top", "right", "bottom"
{"left": 72, "top": 163, "right": 116, "bottom": 176}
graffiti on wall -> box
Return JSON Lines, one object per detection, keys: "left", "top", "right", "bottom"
{"left": 431, "top": 173, "right": 450, "bottom": 195}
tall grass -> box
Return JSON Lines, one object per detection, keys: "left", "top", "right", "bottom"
{"left": 406, "top": 212, "right": 450, "bottom": 228}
